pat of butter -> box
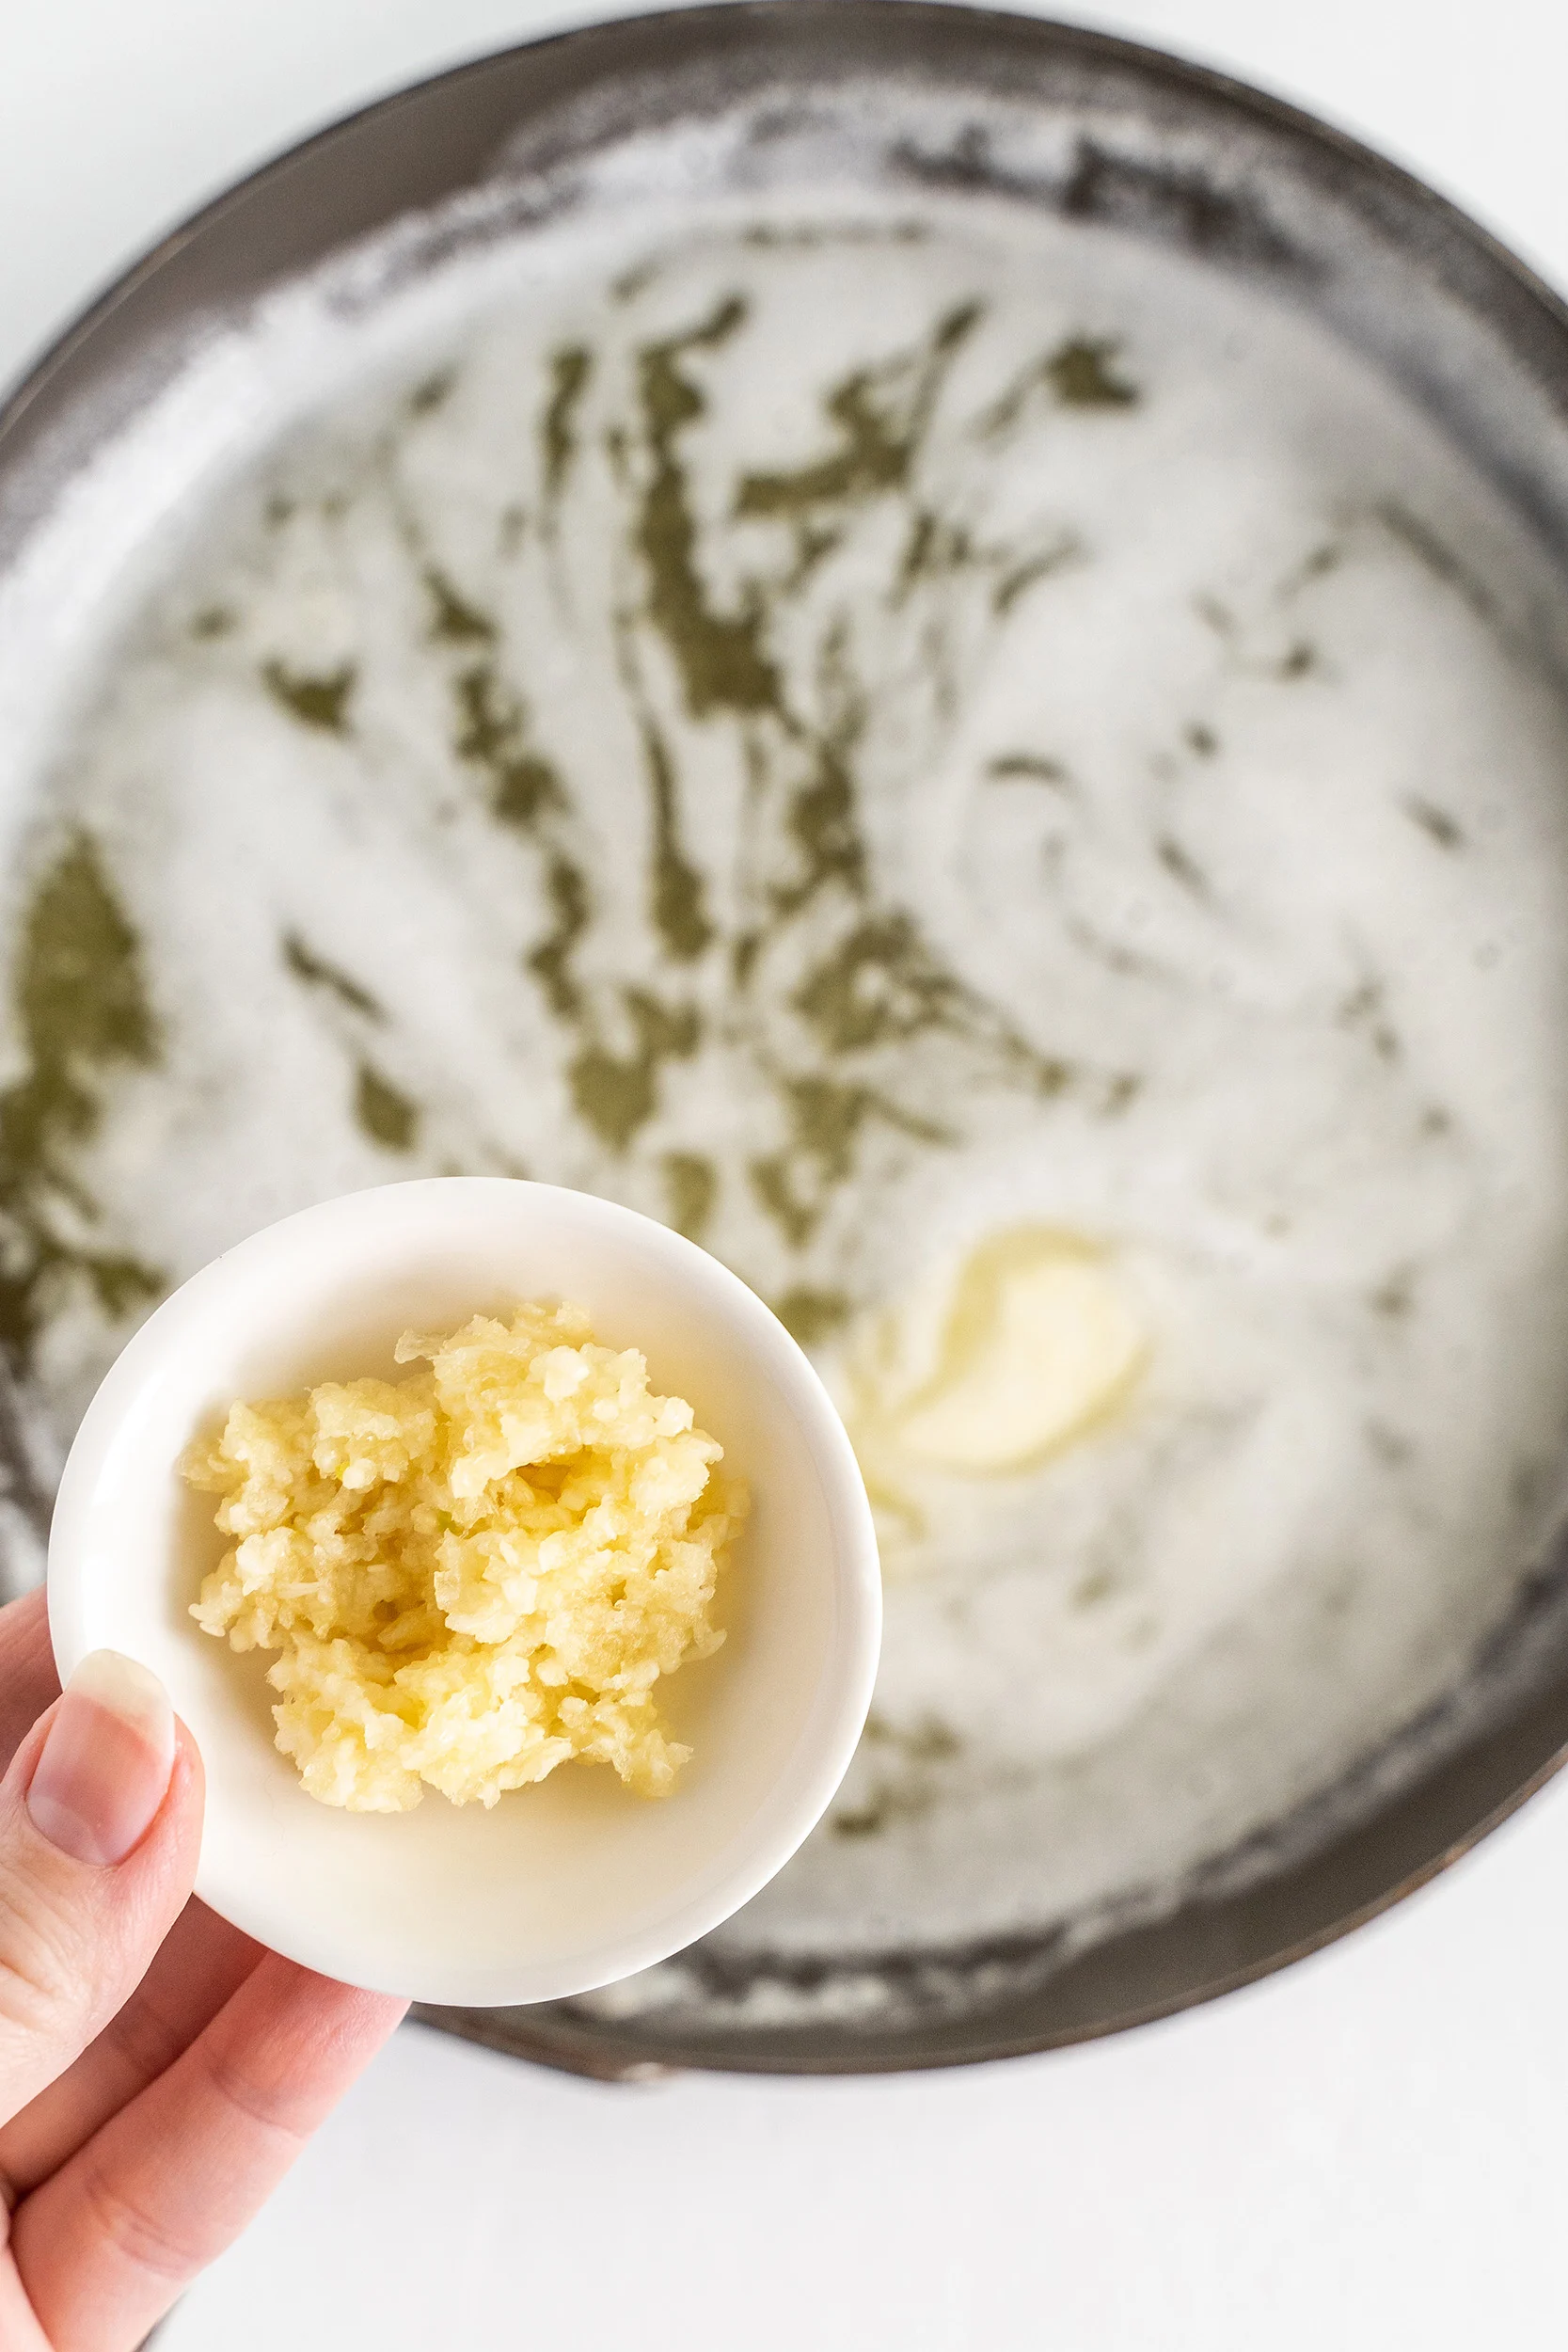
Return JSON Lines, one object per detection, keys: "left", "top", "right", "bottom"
{"left": 889, "top": 1231, "right": 1146, "bottom": 1475}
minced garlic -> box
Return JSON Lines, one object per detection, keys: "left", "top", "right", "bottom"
{"left": 182, "top": 1303, "right": 746, "bottom": 1811}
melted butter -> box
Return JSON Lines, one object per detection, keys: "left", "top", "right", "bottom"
{"left": 857, "top": 1228, "right": 1147, "bottom": 1485}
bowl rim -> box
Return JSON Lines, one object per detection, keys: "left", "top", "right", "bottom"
{"left": 8, "top": 0, "right": 1568, "bottom": 2072}
{"left": 45, "top": 1179, "right": 884, "bottom": 2005}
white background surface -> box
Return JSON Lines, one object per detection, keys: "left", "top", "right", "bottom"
{"left": 6, "top": 3, "right": 1568, "bottom": 2345}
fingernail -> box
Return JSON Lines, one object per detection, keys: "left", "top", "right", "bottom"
{"left": 27, "top": 1652, "right": 176, "bottom": 1866}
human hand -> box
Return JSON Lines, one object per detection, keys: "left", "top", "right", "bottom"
{"left": 0, "top": 1588, "right": 406, "bottom": 2350}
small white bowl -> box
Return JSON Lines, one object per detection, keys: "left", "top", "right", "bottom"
{"left": 47, "top": 1179, "right": 881, "bottom": 2006}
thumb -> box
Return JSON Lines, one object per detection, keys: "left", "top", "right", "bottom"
{"left": 0, "top": 1652, "right": 202, "bottom": 2127}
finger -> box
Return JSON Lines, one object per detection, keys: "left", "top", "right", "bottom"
{"left": 0, "top": 2266, "right": 48, "bottom": 2352}
{"left": 13, "top": 1956, "right": 406, "bottom": 2352}
{"left": 0, "top": 1899, "right": 263, "bottom": 2200}
{"left": 0, "top": 1593, "right": 59, "bottom": 1768}
{"left": 0, "top": 1653, "right": 202, "bottom": 2129}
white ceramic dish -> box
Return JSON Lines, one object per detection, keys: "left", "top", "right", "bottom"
{"left": 45, "top": 1178, "right": 881, "bottom": 2005}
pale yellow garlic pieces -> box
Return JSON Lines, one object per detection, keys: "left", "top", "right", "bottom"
{"left": 184, "top": 1302, "right": 745, "bottom": 1812}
